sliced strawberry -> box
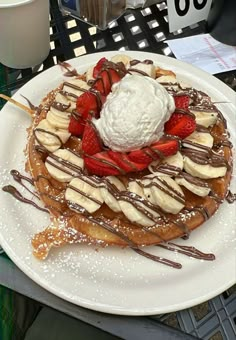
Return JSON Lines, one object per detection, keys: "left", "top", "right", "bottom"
{"left": 174, "top": 95, "right": 190, "bottom": 110}
{"left": 150, "top": 139, "right": 179, "bottom": 158}
{"left": 82, "top": 122, "right": 103, "bottom": 155}
{"left": 76, "top": 91, "right": 99, "bottom": 121}
{"left": 93, "top": 57, "right": 108, "bottom": 78}
{"left": 93, "top": 78, "right": 105, "bottom": 95}
{"left": 68, "top": 116, "right": 85, "bottom": 136}
{"left": 108, "top": 68, "right": 121, "bottom": 84}
{"left": 84, "top": 152, "right": 121, "bottom": 176}
{"left": 108, "top": 151, "right": 149, "bottom": 173}
{"left": 93, "top": 69, "right": 121, "bottom": 96}
{"left": 128, "top": 139, "right": 179, "bottom": 163}
{"left": 164, "top": 112, "right": 186, "bottom": 132}
{"left": 99, "top": 70, "right": 111, "bottom": 96}
{"left": 165, "top": 115, "right": 196, "bottom": 139}
{"left": 127, "top": 148, "right": 154, "bottom": 164}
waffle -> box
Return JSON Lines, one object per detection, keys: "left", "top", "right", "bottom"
{"left": 25, "top": 56, "right": 233, "bottom": 260}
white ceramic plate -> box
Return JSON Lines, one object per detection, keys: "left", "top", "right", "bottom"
{"left": 0, "top": 51, "right": 235, "bottom": 316}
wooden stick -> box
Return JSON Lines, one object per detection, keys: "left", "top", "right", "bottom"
{"left": 0, "top": 94, "right": 34, "bottom": 116}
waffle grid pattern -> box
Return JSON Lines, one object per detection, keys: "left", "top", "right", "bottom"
{"left": 0, "top": 1, "right": 235, "bottom": 339}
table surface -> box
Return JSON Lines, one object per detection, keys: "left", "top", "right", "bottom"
{"left": 0, "top": 1, "right": 236, "bottom": 339}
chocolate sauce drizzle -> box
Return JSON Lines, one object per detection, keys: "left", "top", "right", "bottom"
{"left": 2, "top": 167, "right": 218, "bottom": 268}
{"left": 67, "top": 200, "right": 182, "bottom": 269}
{"left": 226, "top": 190, "right": 236, "bottom": 203}
{"left": 10, "top": 169, "right": 39, "bottom": 198}
{"left": 58, "top": 61, "right": 79, "bottom": 77}
{"left": 2, "top": 185, "right": 48, "bottom": 213}
{"left": 3, "top": 59, "right": 235, "bottom": 269}
{"left": 34, "top": 128, "right": 64, "bottom": 148}
{"left": 158, "top": 242, "right": 215, "bottom": 261}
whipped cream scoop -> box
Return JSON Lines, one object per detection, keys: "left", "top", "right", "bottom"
{"left": 94, "top": 74, "right": 175, "bottom": 152}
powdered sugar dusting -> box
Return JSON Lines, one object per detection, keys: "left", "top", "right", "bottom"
{"left": 0, "top": 51, "right": 235, "bottom": 315}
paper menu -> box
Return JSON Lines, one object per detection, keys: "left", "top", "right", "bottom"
{"left": 166, "top": 34, "right": 236, "bottom": 74}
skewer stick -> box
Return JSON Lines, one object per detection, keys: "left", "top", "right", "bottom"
{"left": 0, "top": 94, "right": 34, "bottom": 116}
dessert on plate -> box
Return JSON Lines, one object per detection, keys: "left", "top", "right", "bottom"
{"left": 7, "top": 54, "right": 234, "bottom": 263}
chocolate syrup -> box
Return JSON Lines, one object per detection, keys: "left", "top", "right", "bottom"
{"left": 92, "top": 61, "right": 127, "bottom": 91}
{"left": 20, "top": 95, "right": 39, "bottom": 112}
{"left": 130, "top": 59, "right": 153, "bottom": 66}
{"left": 34, "top": 128, "right": 64, "bottom": 148}
{"left": 182, "top": 141, "right": 230, "bottom": 169}
{"left": 59, "top": 90, "right": 78, "bottom": 100}
{"left": 4, "top": 58, "right": 235, "bottom": 269}
{"left": 176, "top": 171, "right": 210, "bottom": 189}
{"left": 141, "top": 177, "right": 185, "bottom": 205}
{"left": 58, "top": 61, "right": 79, "bottom": 77}
{"left": 2, "top": 185, "right": 48, "bottom": 213}
{"left": 67, "top": 200, "right": 182, "bottom": 269}
{"left": 158, "top": 242, "right": 215, "bottom": 261}
{"left": 45, "top": 152, "right": 83, "bottom": 177}
{"left": 127, "top": 68, "right": 149, "bottom": 77}
{"left": 10, "top": 169, "right": 38, "bottom": 198}
{"left": 226, "top": 191, "right": 236, "bottom": 203}
{"left": 51, "top": 102, "right": 71, "bottom": 112}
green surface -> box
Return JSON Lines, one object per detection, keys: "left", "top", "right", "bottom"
{"left": 0, "top": 285, "right": 14, "bottom": 340}
{"left": 0, "top": 252, "right": 14, "bottom": 340}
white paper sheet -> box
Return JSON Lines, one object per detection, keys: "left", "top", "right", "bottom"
{"left": 166, "top": 34, "right": 236, "bottom": 74}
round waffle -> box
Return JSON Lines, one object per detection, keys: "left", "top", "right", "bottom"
{"left": 26, "top": 57, "right": 233, "bottom": 260}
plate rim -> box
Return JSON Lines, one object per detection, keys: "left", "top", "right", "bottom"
{"left": 0, "top": 50, "right": 235, "bottom": 316}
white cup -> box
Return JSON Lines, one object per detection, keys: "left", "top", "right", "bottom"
{"left": 0, "top": 0, "right": 50, "bottom": 69}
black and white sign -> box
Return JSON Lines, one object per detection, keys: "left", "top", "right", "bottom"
{"left": 167, "top": 0, "right": 213, "bottom": 32}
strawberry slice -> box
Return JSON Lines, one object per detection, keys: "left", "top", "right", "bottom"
{"left": 84, "top": 152, "right": 121, "bottom": 176}
{"left": 93, "top": 69, "right": 121, "bottom": 96}
{"left": 68, "top": 115, "right": 85, "bottom": 136}
{"left": 82, "top": 122, "right": 103, "bottom": 155}
{"left": 93, "top": 57, "right": 107, "bottom": 78}
{"left": 151, "top": 139, "right": 179, "bottom": 158}
{"left": 164, "top": 114, "right": 196, "bottom": 139}
{"left": 93, "top": 78, "right": 105, "bottom": 96}
{"left": 174, "top": 95, "right": 190, "bottom": 110}
{"left": 164, "top": 112, "right": 186, "bottom": 132}
{"left": 127, "top": 148, "right": 155, "bottom": 164}
{"left": 76, "top": 91, "right": 100, "bottom": 121}
{"left": 128, "top": 139, "right": 179, "bottom": 163}
{"left": 108, "top": 151, "right": 149, "bottom": 173}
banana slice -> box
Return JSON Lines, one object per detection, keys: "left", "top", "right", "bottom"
{"left": 128, "top": 62, "right": 156, "bottom": 78}
{"left": 128, "top": 181, "right": 144, "bottom": 197}
{"left": 175, "top": 174, "right": 211, "bottom": 197}
{"left": 142, "top": 176, "right": 185, "bottom": 214}
{"left": 190, "top": 109, "right": 218, "bottom": 127}
{"left": 149, "top": 151, "right": 183, "bottom": 175}
{"left": 185, "top": 131, "right": 214, "bottom": 148}
{"left": 34, "top": 119, "right": 71, "bottom": 152}
{"left": 46, "top": 106, "right": 71, "bottom": 130}
{"left": 45, "top": 149, "right": 84, "bottom": 182}
{"left": 111, "top": 54, "right": 132, "bottom": 67}
{"left": 164, "top": 152, "right": 184, "bottom": 169}
{"left": 156, "top": 75, "right": 177, "bottom": 84}
{"left": 100, "top": 176, "right": 125, "bottom": 212}
{"left": 119, "top": 181, "right": 159, "bottom": 227}
{"left": 54, "top": 92, "right": 77, "bottom": 111}
{"left": 63, "top": 79, "right": 90, "bottom": 97}
{"left": 86, "top": 65, "right": 95, "bottom": 83}
{"left": 183, "top": 156, "right": 227, "bottom": 179}
{"left": 65, "top": 176, "right": 104, "bottom": 213}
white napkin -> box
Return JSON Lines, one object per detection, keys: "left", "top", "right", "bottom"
{"left": 166, "top": 34, "right": 236, "bottom": 74}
